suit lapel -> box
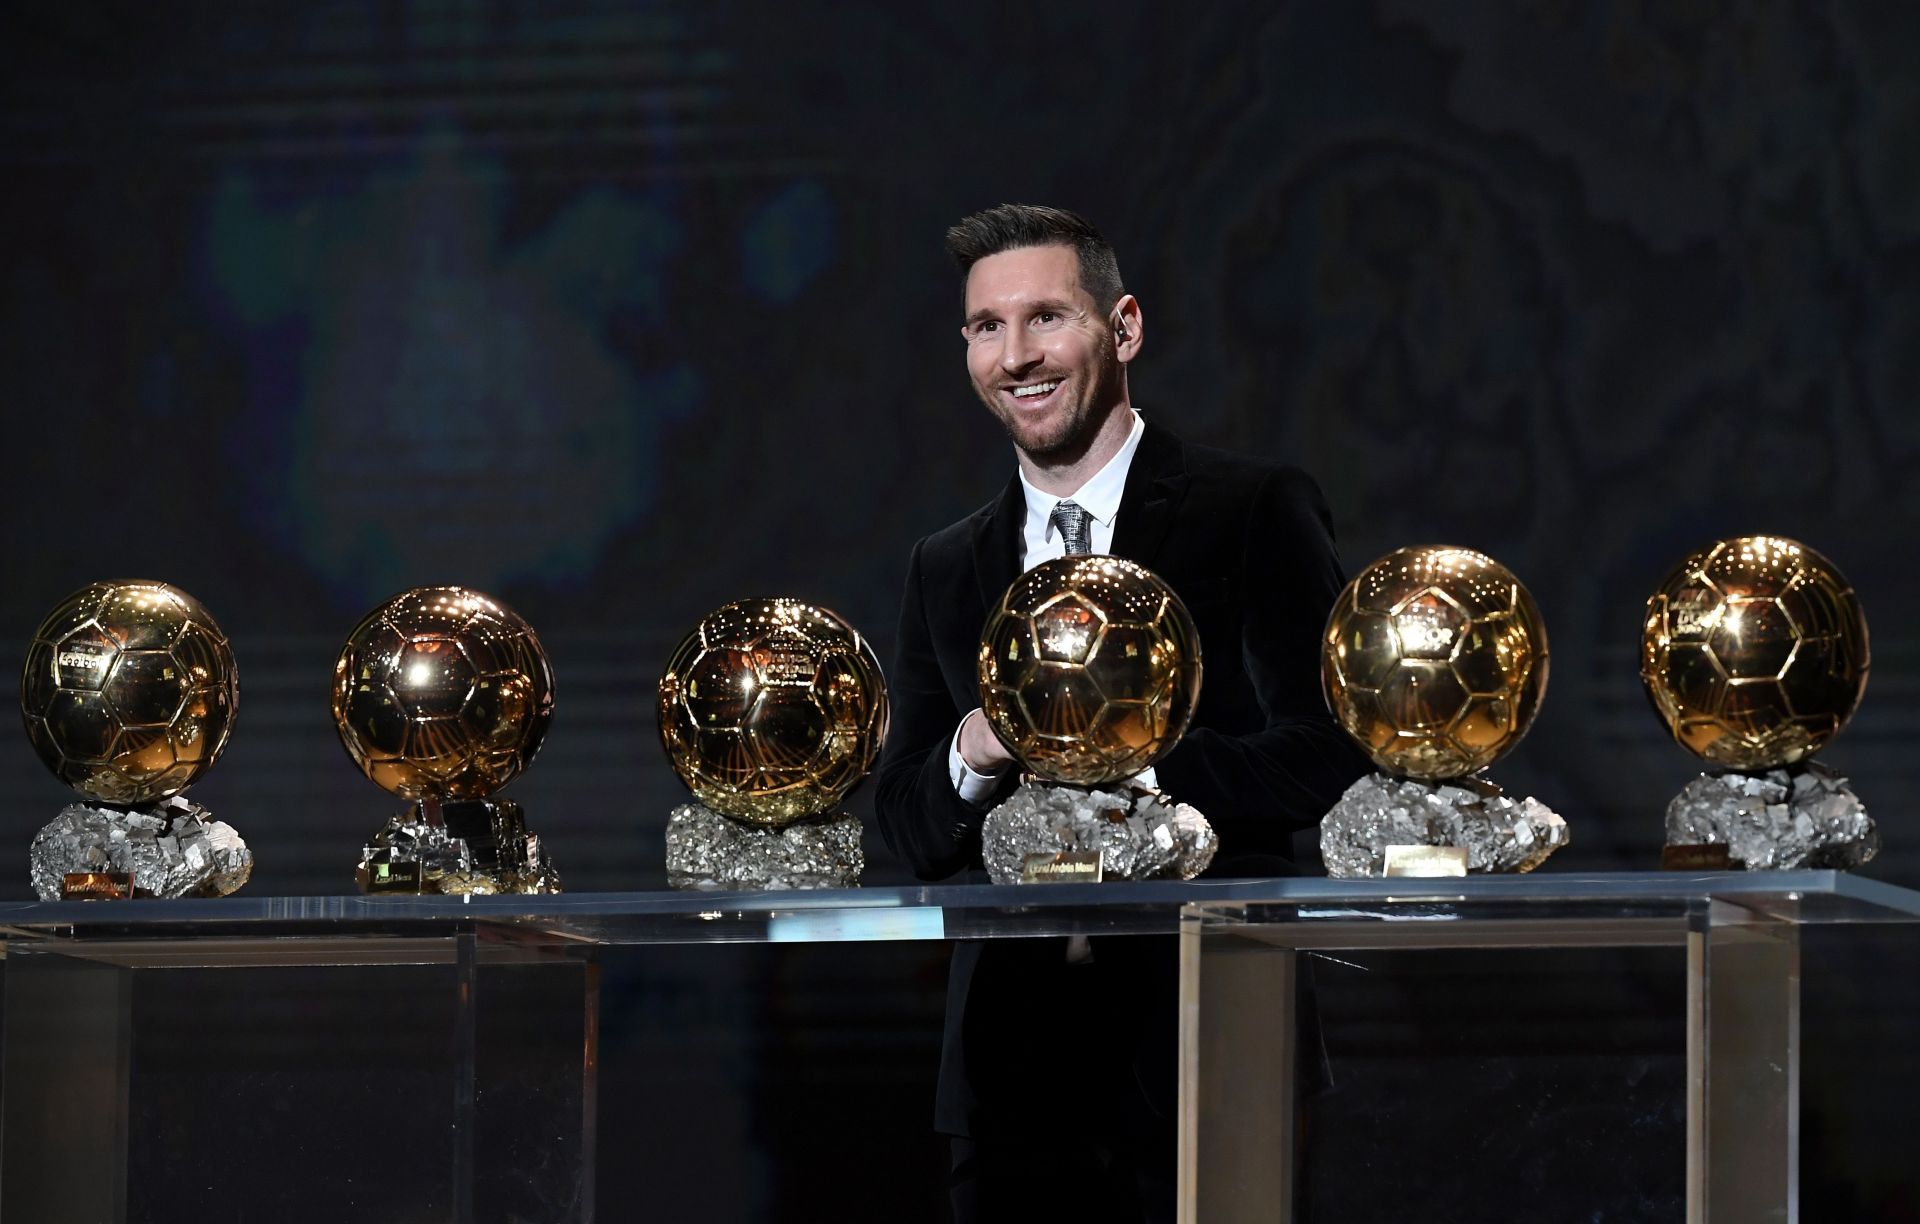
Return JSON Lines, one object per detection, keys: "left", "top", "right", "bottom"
{"left": 970, "top": 475, "right": 1025, "bottom": 612}
{"left": 1110, "top": 419, "right": 1190, "bottom": 567}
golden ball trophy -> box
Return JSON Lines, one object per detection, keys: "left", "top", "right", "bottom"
{"left": 1319, "top": 546, "right": 1565, "bottom": 877}
{"left": 21, "top": 580, "right": 250, "bottom": 899}
{"left": 657, "top": 598, "right": 888, "bottom": 890}
{"left": 333, "top": 586, "right": 561, "bottom": 894}
{"left": 975, "top": 555, "right": 1213, "bottom": 884}
{"left": 1643, "top": 535, "right": 1874, "bottom": 869}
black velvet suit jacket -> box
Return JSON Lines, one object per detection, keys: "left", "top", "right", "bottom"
{"left": 873, "top": 419, "right": 1368, "bottom": 1139}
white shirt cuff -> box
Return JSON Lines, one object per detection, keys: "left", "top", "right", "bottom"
{"left": 947, "top": 711, "right": 1010, "bottom": 804}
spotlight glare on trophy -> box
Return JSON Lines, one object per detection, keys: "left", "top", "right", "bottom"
{"left": 1643, "top": 535, "right": 1874, "bottom": 869}
{"left": 975, "top": 555, "right": 1214, "bottom": 885}
{"left": 1319, "top": 546, "right": 1566, "bottom": 877}
{"left": 333, "top": 586, "right": 560, "bottom": 895}
{"left": 21, "top": 580, "right": 251, "bottom": 900}
{"left": 657, "top": 598, "right": 887, "bottom": 890}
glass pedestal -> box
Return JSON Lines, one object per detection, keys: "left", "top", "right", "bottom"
{"left": 2, "top": 932, "right": 596, "bottom": 1224}
{"left": 0, "top": 871, "right": 1913, "bottom": 1221}
{"left": 1176, "top": 873, "right": 1920, "bottom": 1224}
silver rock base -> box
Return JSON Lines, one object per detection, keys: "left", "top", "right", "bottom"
{"left": 29, "top": 796, "right": 252, "bottom": 901}
{"left": 1666, "top": 761, "right": 1876, "bottom": 870}
{"left": 980, "top": 782, "right": 1217, "bottom": 886}
{"left": 1320, "top": 773, "right": 1568, "bottom": 878}
{"left": 357, "top": 798, "right": 562, "bottom": 895}
{"left": 665, "top": 803, "right": 864, "bottom": 890}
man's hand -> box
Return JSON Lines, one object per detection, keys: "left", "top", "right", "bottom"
{"left": 956, "top": 707, "right": 1015, "bottom": 775}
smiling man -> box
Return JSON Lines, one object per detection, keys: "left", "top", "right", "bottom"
{"left": 872, "top": 204, "right": 1369, "bottom": 1222}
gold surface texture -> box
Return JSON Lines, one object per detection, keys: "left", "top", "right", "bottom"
{"left": 331, "top": 586, "right": 555, "bottom": 800}
{"left": 657, "top": 598, "right": 888, "bottom": 827}
{"left": 977, "top": 555, "right": 1203, "bottom": 787}
{"left": 1322, "top": 546, "right": 1548, "bottom": 780}
{"left": 1641, "top": 535, "right": 1868, "bottom": 770}
{"left": 21, "top": 580, "right": 240, "bottom": 805}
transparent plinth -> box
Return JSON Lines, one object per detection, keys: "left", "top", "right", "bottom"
{"left": 1172, "top": 873, "right": 1920, "bottom": 1224}
{"left": 6, "top": 869, "right": 1916, "bottom": 949}
{"left": 1, "top": 872, "right": 1914, "bottom": 1223}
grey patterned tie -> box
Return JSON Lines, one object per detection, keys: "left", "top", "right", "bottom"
{"left": 1051, "top": 500, "right": 1093, "bottom": 555}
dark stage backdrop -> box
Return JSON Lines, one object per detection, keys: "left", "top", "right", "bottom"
{"left": 3, "top": 3, "right": 1917, "bottom": 1221}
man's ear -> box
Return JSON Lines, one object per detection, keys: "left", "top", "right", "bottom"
{"left": 1112, "top": 294, "right": 1143, "bottom": 362}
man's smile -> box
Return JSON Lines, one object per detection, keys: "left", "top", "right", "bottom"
{"left": 1005, "top": 378, "right": 1063, "bottom": 406}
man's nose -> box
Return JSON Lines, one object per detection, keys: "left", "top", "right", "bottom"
{"left": 999, "top": 323, "right": 1039, "bottom": 373}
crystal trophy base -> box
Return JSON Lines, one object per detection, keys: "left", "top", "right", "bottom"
{"left": 664, "top": 803, "right": 863, "bottom": 891}
{"left": 1320, "top": 772, "right": 1568, "bottom": 878}
{"left": 1665, "top": 759, "right": 1875, "bottom": 870}
{"left": 980, "top": 781, "right": 1217, "bottom": 886}
{"left": 29, "top": 795, "right": 252, "bottom": 901}
{"left": 356, "top": 797, "right": 561, "bottom": 895}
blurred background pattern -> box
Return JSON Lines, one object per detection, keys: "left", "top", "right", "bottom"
{"left": 2, "top": 2, "right": 1915, "bottom": 1219}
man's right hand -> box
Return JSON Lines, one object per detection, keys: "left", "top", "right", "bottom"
{"left": 956, "top": 707, "right": 1015, "bottom": 775}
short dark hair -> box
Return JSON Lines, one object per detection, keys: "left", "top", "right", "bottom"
{"left": 945, "top": 203, "right": 1126, "bottom": 311}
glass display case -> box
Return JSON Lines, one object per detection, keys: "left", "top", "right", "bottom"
{"left": 2, "top": 871, "right": 1914, "bottom": 1223}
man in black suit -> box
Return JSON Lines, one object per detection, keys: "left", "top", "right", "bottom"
{"left": 872, "top": 204, "right": 1367, "bottom": 1222}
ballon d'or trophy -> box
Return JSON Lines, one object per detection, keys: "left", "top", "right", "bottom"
{"left": 976, "top": 555, "right": 1213, "bottom": 884}
{"left": 657, "top": 598, "right": 887, "bottom": 890}
{"left": 333, "top": 586, "right": 561, "bottom": 895}
{"left": 21, "top": 581, "right": 251, "bottom": 900}
{"left": 1319, "top": 546, "right": 1565, "bottom": 877}
{"left": 1643, "top": 535, "right": 1873, "bottom": 870}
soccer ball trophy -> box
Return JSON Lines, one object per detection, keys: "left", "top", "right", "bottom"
{"left": 1318, "top": 546, "right": 1566, "bottom": 877}
{"left": 333, "top": 586, "right": 561, "bottom": 894}
{"left": 975, "top": 555, "right": 1213, "bottom": 885}
{"left": 1643, "top": 536, "right": 1874, "bottom": 869}
{"left": 21, "top": 580, "right": 251, "bottom": 900}
{"left": 657, "top": 598, "right": 887, "bottom": 890}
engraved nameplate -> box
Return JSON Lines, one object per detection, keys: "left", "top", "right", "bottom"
{"left": 62, "top": 871, "right": 134, "bottom": 900}
{"left": 1021, "top": 851, "right": 1103, "bottom": 884}
{"left": 363, "top": 861, "right": 423, "bottom": 894}
{"left": 1661, "top": 843, "right": 1732, "bottom": 871}
{"left": 1382, "top": 845, "right": 1468, "bottom": 878}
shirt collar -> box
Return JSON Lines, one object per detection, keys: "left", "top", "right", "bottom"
{"left": 1018, "top": 410, "right": 1146, "bottom": 539}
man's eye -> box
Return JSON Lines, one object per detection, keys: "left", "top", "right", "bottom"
{"left": 1035, "top": 312, "right": 1058, "bottom": 324}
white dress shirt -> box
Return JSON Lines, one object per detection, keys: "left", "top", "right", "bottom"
{"left": 948, "top": 411, "right": 1158, "bottom": 801}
